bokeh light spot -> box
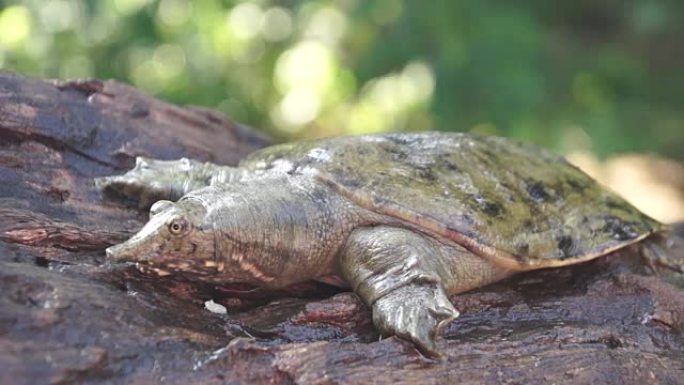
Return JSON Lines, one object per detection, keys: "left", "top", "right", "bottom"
{"left": 24, "top": 34, "right": 53, "bottom": 59}
{"left": 158, "top": 0, "right": 192, "bottom": 27}
{"left": 347, "top": 102, "right": 385, "bottom": 134}
{"left": 228, "top": 2, "right": 263, "bottom": 40}
{"left": 152, "top": 44, "right": 187, "bottom": 78}
{"left": 274, "top": 88, "right": 321, "bottom": 131}
{"left": 365, "top": 61, "right": 435, "bottom": 114}
{"left": 304, "top": 7, "right": 348, "bottom": 47}
{"left": 0, "top": 6, "right": 32, "bottom": 48}
{"left": 131, "top": 59, "right": 160, "bottom": 93}
{"left": 40, "top": 0, "right": 80, "bottom": 33}
{"left": 402, "top": 61, "right": 435, "bottom": 102}
{"left": 274, "top": 41, "right": 335, "bottom": 94}
{"left": 261, "top": 7, "right": 293, "bottom": 42}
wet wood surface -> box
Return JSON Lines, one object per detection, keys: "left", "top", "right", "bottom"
{"left": 1, "top": 72, "right": 683, "bottom": 385}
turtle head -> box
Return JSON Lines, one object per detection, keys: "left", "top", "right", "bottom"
{"left": 106, "top": 198, "right": 217, "bottom": 277}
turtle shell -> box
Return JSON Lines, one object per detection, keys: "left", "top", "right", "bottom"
{"left": 241, "top": 133, "right": 662, "bottom": 269}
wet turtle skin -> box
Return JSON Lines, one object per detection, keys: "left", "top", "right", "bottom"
{"left": 239, "top": 133, "right": 662, "bottom": 268}
{"left": 97, "top": 132, "right": 667, "bottom": 357}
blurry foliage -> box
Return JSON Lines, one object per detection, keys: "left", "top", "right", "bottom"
{"left": 0, "top": 0, "right": 682, "bottom": 158}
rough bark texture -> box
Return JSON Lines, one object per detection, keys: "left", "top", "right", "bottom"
{"left": 1, "top": 72, "right": 683, "bottom": 385}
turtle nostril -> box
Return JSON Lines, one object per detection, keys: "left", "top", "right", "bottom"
{"left": 105, "top": 246, "right": 115, "bottom": 259}
{"left": 106, "top": 244, "right": 128, "bottom": 261}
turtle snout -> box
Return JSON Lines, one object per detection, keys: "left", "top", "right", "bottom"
{"left": 106, "top": 243, "right": 136, "bottom": 262}
{"left": 105, "top": 244, "right": 122, "bottom": 260}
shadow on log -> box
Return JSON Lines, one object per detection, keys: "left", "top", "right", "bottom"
{"left": 1, "top": 72, "right": 683, "bottom": 385}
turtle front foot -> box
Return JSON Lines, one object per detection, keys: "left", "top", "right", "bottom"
{"left": 95, "top": 157, "right": 202, "bottom": 208}
{"left": 372, "top": 283, "right": 459, "bottom": 358}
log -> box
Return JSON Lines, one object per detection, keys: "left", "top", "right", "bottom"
{"left": 1, "top": 72, "right": 683, "bottom": 385}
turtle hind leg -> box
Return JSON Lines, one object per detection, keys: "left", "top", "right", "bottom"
{"left": 639, "top": 233, "right": 684, "bottom": 276}
{"left": 339, "top": 226, "right": 461, "bottom": 358}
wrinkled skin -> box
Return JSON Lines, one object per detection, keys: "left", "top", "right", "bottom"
{"left": 105, "top": 198, "right": 218, "bottom": 277}
{"left": 97, "top": 133, "right": 669, "bottom": 357}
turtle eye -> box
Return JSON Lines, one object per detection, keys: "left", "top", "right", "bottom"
{"left": 168, "top": 217, "right": 189, "bottom": 236}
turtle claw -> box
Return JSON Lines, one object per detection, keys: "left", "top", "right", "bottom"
{"left": 372, "top": 283, "right": 459, "bottom": 358}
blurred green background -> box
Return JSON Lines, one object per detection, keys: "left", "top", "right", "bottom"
{"left": 0, "top": 0, "right": 682, "bottom": 158}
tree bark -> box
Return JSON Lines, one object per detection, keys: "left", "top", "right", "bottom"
{"left": 0, "top": 72, "right": 683, "bottom": 385}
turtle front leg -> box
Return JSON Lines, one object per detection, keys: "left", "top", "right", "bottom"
{"left": 340, "top": 226, "right": 459, "bottom": 357}
{"left": 95, "top": 157, "right": 240, "bottom": 208}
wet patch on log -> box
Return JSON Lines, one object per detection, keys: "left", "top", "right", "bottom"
{"left": 1, "top": 72, "right": 683, "bottom": 385}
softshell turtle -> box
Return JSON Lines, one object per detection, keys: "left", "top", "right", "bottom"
{"left": 97, "top": 132, "right": 675, "bottom": 356}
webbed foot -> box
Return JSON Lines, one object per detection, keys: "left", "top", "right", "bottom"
{"left": 95, "top": 157, "right": 205, "bottom": 208}
{"left": 372, "top": 283, "right": 459, "bottom": 357}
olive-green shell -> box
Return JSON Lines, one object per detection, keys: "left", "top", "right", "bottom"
{"left": 241, "top": 133, "right": 662, "bottom": 269}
